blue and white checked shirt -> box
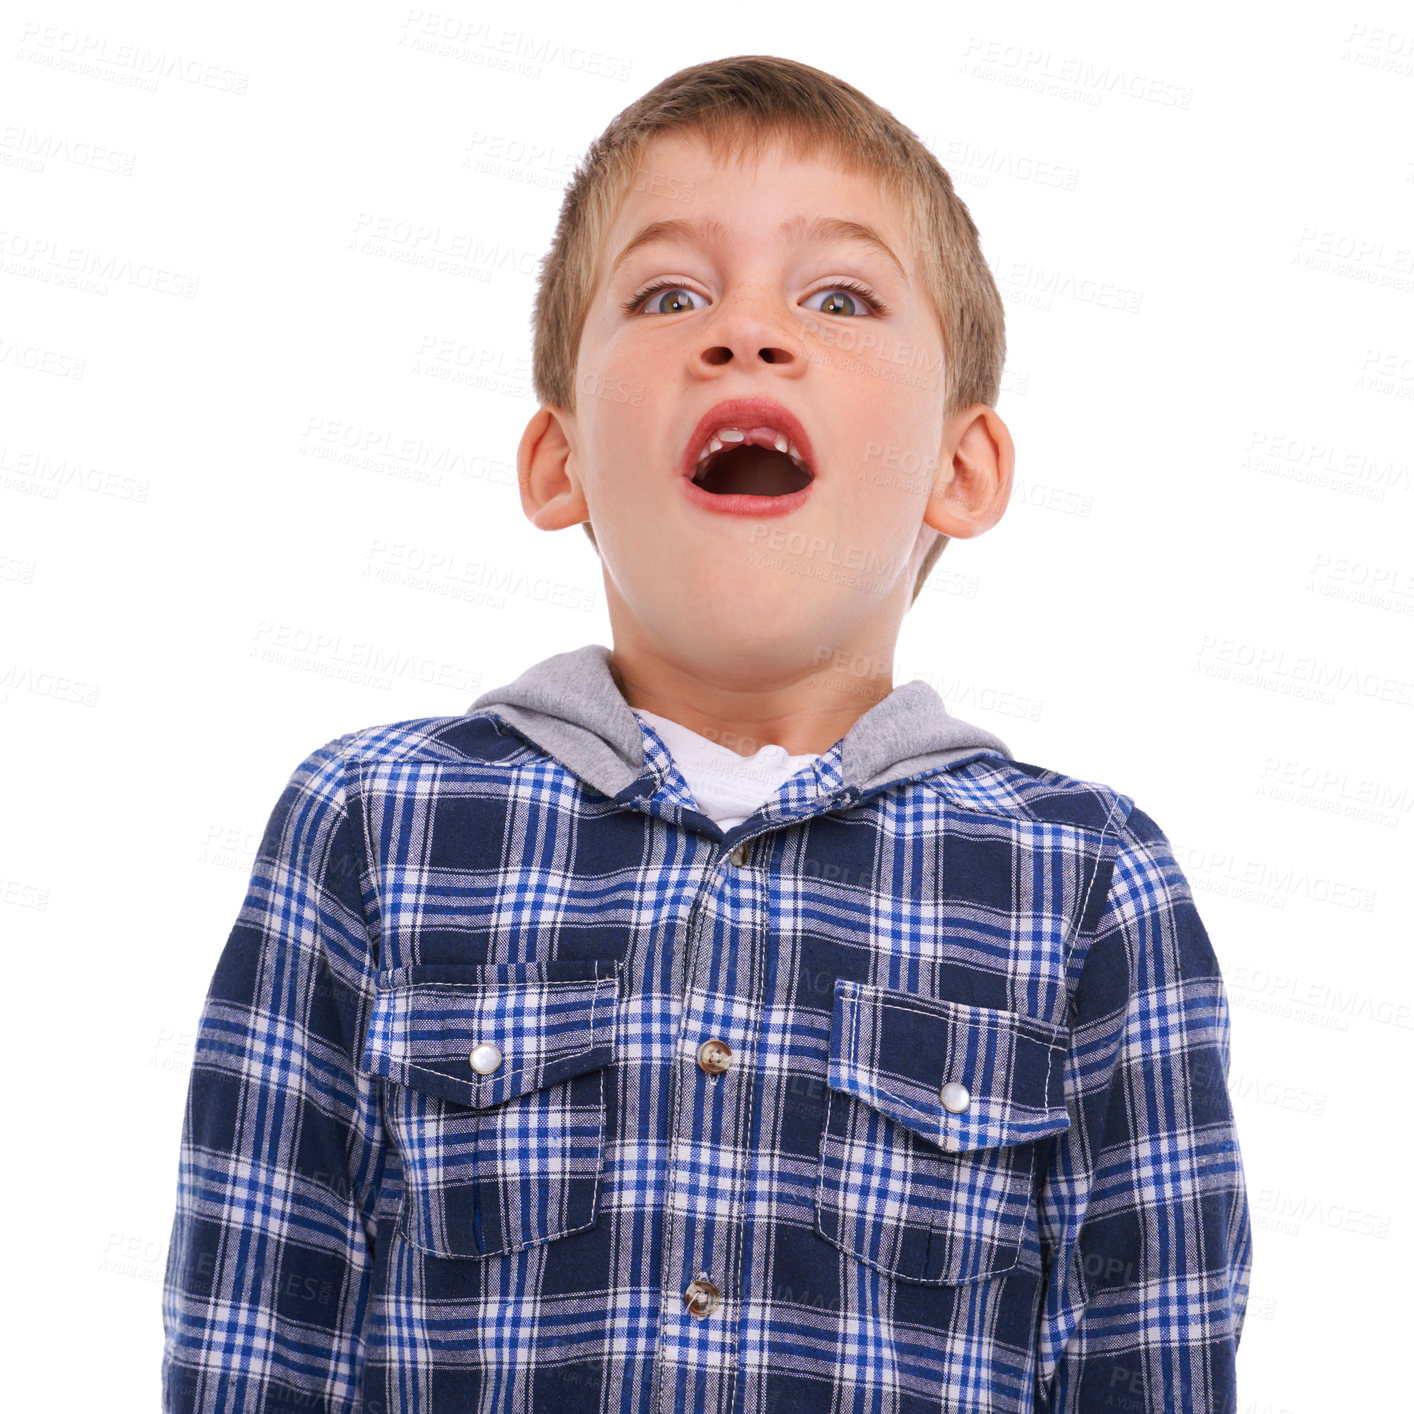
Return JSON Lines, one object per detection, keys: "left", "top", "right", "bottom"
{"left": 162, "top": 642, "right": 1252, "bottom": 1413}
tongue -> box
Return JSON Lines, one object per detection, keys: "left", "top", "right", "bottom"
{"left": 700, "top": 443, "right": 809, "bottom": 496}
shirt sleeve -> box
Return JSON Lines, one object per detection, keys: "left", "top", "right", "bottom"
{"left": 1034, "top": 803, "right": 1253, "bottom": 1413}
{"left": 161, "top": 736, "right": 388, "bottom": 1413}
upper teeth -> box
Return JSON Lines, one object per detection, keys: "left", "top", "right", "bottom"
{"left": 695, "top": 426, "right": 810, "bottom": 476}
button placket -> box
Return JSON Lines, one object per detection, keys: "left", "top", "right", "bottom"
{"left": 654, "top": 840, "right": 762, "bottom": 1413}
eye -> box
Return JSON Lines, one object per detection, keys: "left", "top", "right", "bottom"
{"left": 802, "top": 280, "right": 888, "bottom": 317}
{"left": 621, "top": 281, "right": 705, "bottom": 315}
{"left": 620, "top": 276, "right": 890, "bottom": 317}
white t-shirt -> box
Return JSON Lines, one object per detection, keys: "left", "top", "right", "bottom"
{"left": 633, "top": 707, "right": 821, "bottom": 831}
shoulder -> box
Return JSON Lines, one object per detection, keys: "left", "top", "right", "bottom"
{"left": 929, "top": 756, "right": 1194, "bottom": 911}
{"left": 924, "top": 751, "right": 1141, "bottom": 839}
{"left": 293, "top": 708, "right": 531, "bottom": 778}
{"left": 259, "top": 712, "right": 534, "bottom": 840}
{"left": 924, "top": 758, "right": 1215, "bottom": 983}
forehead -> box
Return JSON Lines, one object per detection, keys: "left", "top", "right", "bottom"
{"left": 630, "top": 126, "right": 897, "bottom": 211}
{"left": 606, "top": 128, "right": 913, "bottom": 271}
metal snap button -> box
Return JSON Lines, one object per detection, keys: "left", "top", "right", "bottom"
{"left": 684, "top": 1277, "right": 720, "bottom": 1317}
{"left": 729, "top": 842, "right": 750, "bottom": 866}
{"left": 939, "top": 1080, "right": 971, "bottom": 1113}
{"left": 696, "top": 1038, "right": 733, "bottom": 1076}
{"left": 469, "top": 1041, "right": 504, "bottom": 1075}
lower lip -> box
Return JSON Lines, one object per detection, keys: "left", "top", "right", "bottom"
{"left": 678, "top": 474, "right": 815, "bottom": 516}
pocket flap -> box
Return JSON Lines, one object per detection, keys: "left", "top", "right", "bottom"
{"left": 828, "top": 979, "right": 1070, "bottom": 1153}
{"left": 362, "top": 958, "right": 621, "bottom": 1109}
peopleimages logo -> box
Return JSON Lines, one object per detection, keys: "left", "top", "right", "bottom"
{"left": 1228, "top": 964, "right": 1412, "bottom": 1032}
{"left": 958, "top": 35, "right": 1193, "bottom": 108}
{"left": 1174, "top": 842, "right": 1377, "bottom": 913}
{"left": 1193, "top": 635, "right": 1413, "bottom": 709}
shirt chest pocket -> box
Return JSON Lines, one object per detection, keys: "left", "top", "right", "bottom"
{"left": 361, "top": 959, "right": 621, "bottom": 1260}
{"left": 815, "top": 978, "right": 1071, "bottom": 1285}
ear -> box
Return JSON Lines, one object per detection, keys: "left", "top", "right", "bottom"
{"left": 923, "top": 403, "right": 1015, "bottom": 539}
{"left": 518, "top": 404, "right": 590, "bottom": 531}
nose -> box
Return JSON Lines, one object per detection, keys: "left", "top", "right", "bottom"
{"left": 691, "top": 289, "right": 805, "bottom": 370}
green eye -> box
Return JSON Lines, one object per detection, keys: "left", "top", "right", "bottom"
{"left": 622, "top": 282, "right": 703, "bottom": 314}
{"left": 803, "top": 282, "right": 886, "bottom": 316}
{"left": 620, "top": 278, "right": 888, "bottom": 317}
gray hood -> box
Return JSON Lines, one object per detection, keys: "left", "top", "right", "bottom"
{"left": 467, "top": 643, "right": 1010, "bottom": 806}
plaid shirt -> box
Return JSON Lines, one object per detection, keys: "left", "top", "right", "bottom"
{"left": 162, "top": 643, "right": 1251, "bottom": 1413}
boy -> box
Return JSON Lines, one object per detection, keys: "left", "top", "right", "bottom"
{"left": 163, "top": 54, "right": 1251, "bottom": 1413}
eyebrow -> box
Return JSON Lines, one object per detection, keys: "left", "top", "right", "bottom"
{"left": 607, "top": 213, "right": 908, "bottom": 284}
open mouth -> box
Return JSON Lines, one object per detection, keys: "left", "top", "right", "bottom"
{"left": 691, "top": 442, "right": 814, "bottom": 496}
{"left": 679, "top": 401, "right": 819, "bottom": 513}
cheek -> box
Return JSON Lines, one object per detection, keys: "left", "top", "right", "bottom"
{"left": 843, "top": 454, "right": 935, "bottom": 550}
{"left": 590, "top": 325, "right": 656, "bottom": 383}
{"left": 582, "top": 378, "right": 659, "bottom": 467}
{"left": 575, "top": 399, "right": 632, "bottom": 485}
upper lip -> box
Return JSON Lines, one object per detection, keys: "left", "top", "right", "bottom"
{"left": 679, "top": 398, "right": 818, "bottom": 483}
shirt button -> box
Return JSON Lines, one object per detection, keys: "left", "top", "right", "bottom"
{"left": 696, "top": 1038, "right": 733, "bottom": 1076}
{"left": 684, "top": 1277, "right": 720, "bottom": 1317}
{"left": 729, "top": 842, "right": 750, "bottom": 866}
{"left": 469, "top": 1041, "right": 504, "bottom": 1075}
{"left": 939, "top": 1080, "right": 971, "bottom": 1113}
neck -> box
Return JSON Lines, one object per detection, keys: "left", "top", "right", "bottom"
{"left": 608, "top": 645, "right": 893, "bottom": 759}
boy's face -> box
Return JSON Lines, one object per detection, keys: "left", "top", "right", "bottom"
{"left": 522, "top": 128, "right": 1010, "bottom": 681}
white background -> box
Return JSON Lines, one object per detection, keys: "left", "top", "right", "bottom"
{"left": 5, "top": 2, "right": 1411, "bottom": 1408}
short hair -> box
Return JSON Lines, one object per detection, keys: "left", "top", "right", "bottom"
{"left": 530, "top": 54, "right": 1006, "bottom": 606}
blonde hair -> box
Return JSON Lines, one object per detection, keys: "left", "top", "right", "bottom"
{"left": 530, "top": 54, "right": 1006, "bottom": 605}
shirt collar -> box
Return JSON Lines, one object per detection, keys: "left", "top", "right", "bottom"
{"left": 466, "top": 642, "right": 1010, "bottom": 813}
